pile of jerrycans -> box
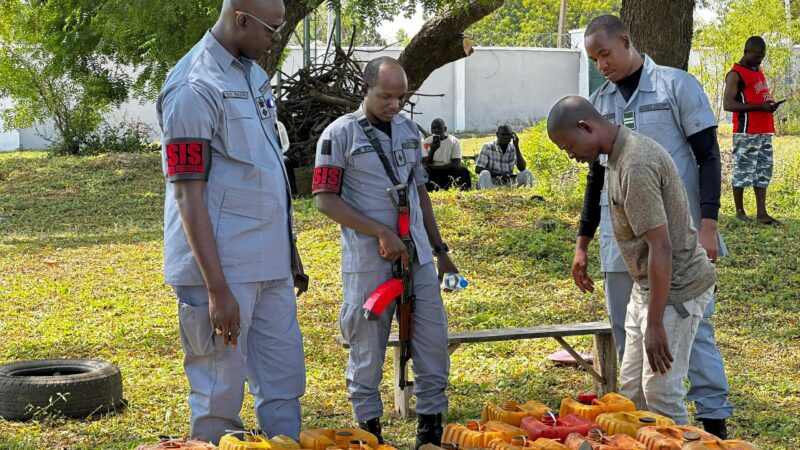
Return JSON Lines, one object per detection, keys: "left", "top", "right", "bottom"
{"left": 136, "top": 428, "right": 398, "bottom": 450}
{"left": 135, "top": 393, "right": 760, "bottom": 450}
{"left": 437, "top": 392, "right": 760, "bottom": 450}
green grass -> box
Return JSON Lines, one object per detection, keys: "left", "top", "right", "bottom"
{"left": 1, "top": 125, "right": 799, "bottom": 449}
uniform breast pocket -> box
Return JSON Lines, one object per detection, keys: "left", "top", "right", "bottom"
{"left": 404, "top": 148, "right": 418, "bottom": 166}
{"left": 610, "top": 204, "right": 636, "bottom": 241}
{"left": 352, "top": 148, "right": 384, "bottom": 169}
{"left": 223, "top": 98, "right": 260, "bottom": 153}
{"left": 637, "top": 102, "right": 674, "bottom": 135}
{"left": 216, "top": 187, "right": 278, "bottom": 263}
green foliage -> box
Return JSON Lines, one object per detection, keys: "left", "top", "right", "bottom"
{"left": 691, "top": 0, "right": 800, "bottom": 132}
{"left": 517, "top": 121, "right": 588, "bottom": 201}
{"left": 0, "top": 1, "right": 127, "bottom": 155}
{"left": 467, "top": 0, "right": 620, "bottom": 47}
{"left": 41, "top": 0, "right": 219, "bottom": 99}
{"left": 80, "top": 119, "right": 161, "bottom": 156}
{"left": 396, "top": 28, "right": 413, "bottom": 47}
{"left": 290, "top": 3, "right": 388, "bottom": 48}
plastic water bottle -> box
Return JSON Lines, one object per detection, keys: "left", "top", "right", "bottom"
{"left": 441, "top": 273, "right": 468, "bottom": 291}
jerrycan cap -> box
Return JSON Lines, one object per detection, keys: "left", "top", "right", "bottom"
{"left": 337, "top": 432, "right": 354, "bottom": 436}
{"left": 683, "top": 431, "right": 701, "bottom": 441}
{"left": 541, "top": 411, "right": 558, "bottom": 425}
{"left": 639, "top": 416, "right": 657, "bottom": 423}
{"left": 577, "top": 443, "right": 593, "bottom": 450}
{"left": 577, "top": 393, "right": 597, "bottom": 404}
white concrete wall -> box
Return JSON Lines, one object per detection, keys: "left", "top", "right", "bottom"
{"left": 0, "top": 97, "right": 21, "bottom": 152}
{"left": 463, "top": 48, "right": 580, "bottom": 130}
{"left": 6, "top": 45, "right": 583, "bottom": 149}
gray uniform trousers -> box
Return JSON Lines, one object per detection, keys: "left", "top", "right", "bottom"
{"left": 340, "top": 261, "right": 449, "bottom": 421}
{"left": 174, "top": 277, "right": 306, "bottom": 444}
{"left": 603, "top": 271, "right": 733, "bottom": 420}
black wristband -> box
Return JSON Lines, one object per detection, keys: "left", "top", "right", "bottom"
{"left": 432, "top": 243, "right": 449, "bottom": 255}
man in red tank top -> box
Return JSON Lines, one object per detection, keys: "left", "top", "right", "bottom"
{"left": 723, "top": 36, "right": 781, "bottom": 224}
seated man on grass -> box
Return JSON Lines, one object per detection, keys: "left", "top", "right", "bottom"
{"left": 475, "top": 124, "right": 534, "bottom": 189}
{"left": 422, "top": 118, "right": 471, "bottom": 191}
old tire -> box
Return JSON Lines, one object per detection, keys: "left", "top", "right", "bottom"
{"left": 0, "top": 358, "right": 124, "bottom": 420}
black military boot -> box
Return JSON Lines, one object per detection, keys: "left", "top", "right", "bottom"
{"left": 700, "top": 418, "right": 728, "bottom": 440}
{"left": 415, "top": 413, "right": 443, "bottom": 449}
{"left": 358, "top": 417, "right": 384, "bottom": 444}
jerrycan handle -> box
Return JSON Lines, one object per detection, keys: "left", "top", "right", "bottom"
{"left": 663, "top": 428, "right": 683, "bottom": 439}
{"left": 542, "top": 411, "right": 558, "bottom": 426}
{"left": 465, "top": 420, "right": 482, "bottom": 431}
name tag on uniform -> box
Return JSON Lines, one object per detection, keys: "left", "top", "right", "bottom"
{"left": 623, "top": 111, "right": 636, "bottom": 129}
{"left": 223, "top": 91, "right": 249, "bottom": 99}
{"left": 393, "top": 149, "right": 407, "bottom": 167}
{"left": 352, "top": 146, "right": 374, "bottom": 156}
{"left": 257, "top": 96, "right": 271, "bottom": 120}
{"left": 640, "top": 102, "right": 671, "bottom": 113}
{"left": 401, "top": 139, "right": 418, "bottom": 150}
{"left": 602, "top": 113, "right": 615, "bottom": 122}
{"left": 259, "top": 81, "right": 270, "bottom": 95}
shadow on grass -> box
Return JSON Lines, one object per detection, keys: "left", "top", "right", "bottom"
{"left": 1, "top": 230, "right": 163, "bottom": 253}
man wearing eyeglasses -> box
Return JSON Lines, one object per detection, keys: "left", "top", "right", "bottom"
{"left": 156, "top": 0, "right": 303, "bottom": 444}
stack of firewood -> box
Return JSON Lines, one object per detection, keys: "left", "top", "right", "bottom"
{"left": 276, "top": 44, "right": 363, "bottom": 167}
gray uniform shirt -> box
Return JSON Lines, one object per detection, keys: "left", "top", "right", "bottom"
{"left": 158, "top": 31, "right": 292, "bottom": 285}
{"left": 607, "top": 127, "right": 716, "bottom": 302}
{"left": 313, "top": 105, "right": 433, "bottom": 273}
{"left": 591, "top": 55, "right": 726, "bottom": 273}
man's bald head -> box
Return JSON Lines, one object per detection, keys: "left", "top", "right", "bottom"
{"left": 547, "top": 96, "right": 604, "bottom": 137}
{"left": 363, "top": 57, "right": 407, "bottom": 91}
{"left": 547, "top": 96, "right": 615, "bottom": 164}
{"left": 215, "top": 0, "right": 285, "bottom": 59}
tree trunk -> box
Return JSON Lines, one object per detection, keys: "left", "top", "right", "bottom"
{"left": 258, "top": 0, "right": 325, "bottom": 76}
{"left": 398, "top": 0, "right": 505, "bottom": 92}
{"left": 621, "top": 0, "right": 695, "bottom": 70}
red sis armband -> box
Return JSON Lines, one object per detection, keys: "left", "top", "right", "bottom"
{"left": 165, "top": 138, "right": 211, "bottom": 182}
{"left": 312, "top": 166, "right": 344, "bottom": 195}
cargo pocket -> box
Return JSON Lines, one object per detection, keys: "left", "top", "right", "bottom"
{"left": 178, "top": 302, "right": 215, "bottom": 357}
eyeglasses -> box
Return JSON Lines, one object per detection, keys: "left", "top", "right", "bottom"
{"left": 235, "top": 10, "right": 285, "bottom": 43}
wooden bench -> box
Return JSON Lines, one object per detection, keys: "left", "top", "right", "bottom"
{"left": 336, "top": 321, "right": 617, "bottom": 418}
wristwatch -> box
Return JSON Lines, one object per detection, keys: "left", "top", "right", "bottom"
{"left": 432, "top": 243, "right": 450, "bottom": 256}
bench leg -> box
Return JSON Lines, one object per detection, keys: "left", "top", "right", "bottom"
{"left": 593, "top": 332, "right": 618, "bottom": 395}
{"left": 393, "top": 346, "right": 413, "bottom": 419}
{"left": 447, "top": 343, "right": 461, "bottom": 355}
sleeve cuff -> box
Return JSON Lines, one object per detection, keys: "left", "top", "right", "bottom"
{"left": 578, "top": 221, "right": 598, "bottom": 239}
{"left": 700, "top": 203, "right": 720, "bottom": 222}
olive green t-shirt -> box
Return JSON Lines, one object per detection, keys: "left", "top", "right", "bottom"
{"left": 606, "top": 126, "right": 716, "bottom": 303}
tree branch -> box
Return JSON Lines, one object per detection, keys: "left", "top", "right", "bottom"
{"left": 398, "top": 0, "right": 504, "bottom": 92}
